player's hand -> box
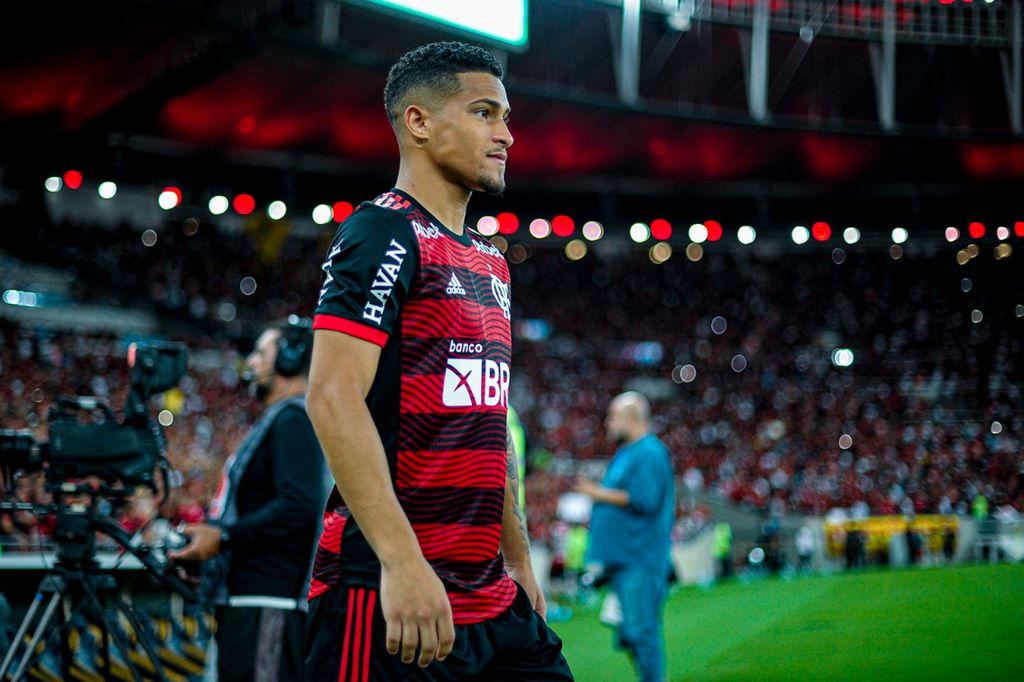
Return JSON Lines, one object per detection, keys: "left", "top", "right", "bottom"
{"left": 168, "top": 523, "right": 220, "bottom": 562}
{"left": 507, "top": 562, "right": 548, "bottom": 621}
{"left": 380, "top": 556, "right": 455, "bottom": 668}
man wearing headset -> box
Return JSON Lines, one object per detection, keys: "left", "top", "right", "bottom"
{"left": 172, "top": 317, "right": 329, "bottom": 682}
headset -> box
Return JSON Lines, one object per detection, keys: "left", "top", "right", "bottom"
{"left": 274, "top": 316, "right": 313, "bottom": 377}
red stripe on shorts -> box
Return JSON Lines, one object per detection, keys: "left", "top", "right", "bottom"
{"left": 362, "top": 591, "right": 376, "bottom": 682}
{"left": 338, "top": 589, "right": 356, "bottom": 682}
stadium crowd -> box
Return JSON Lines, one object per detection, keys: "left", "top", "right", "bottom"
{"left": 2, "top": 214, "right": 1022, "bottom": 551}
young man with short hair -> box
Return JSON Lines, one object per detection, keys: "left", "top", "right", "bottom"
{"left": 304, "top": 41, "right": 574, "bottom": 681}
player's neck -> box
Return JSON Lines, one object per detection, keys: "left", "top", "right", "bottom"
{"left": 395, "top": 162, "right": 470, "bottom": 236}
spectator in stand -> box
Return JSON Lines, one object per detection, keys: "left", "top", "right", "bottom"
{"left": 3, "top": 226, "right": 1023, "bottom": 553}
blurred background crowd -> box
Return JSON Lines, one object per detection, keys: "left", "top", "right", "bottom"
{"left": 3, "top": 211, "right": 1021, "bottom": 557}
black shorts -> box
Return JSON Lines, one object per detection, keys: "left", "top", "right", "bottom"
{"left": 216, "top": 605, "right": 307, "bottom": 682}
{"left": 304, "top": 583, "right": 574, "bottom": 681}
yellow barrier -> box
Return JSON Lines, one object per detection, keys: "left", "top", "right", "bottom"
{"left": 824, "top": 514, "right": 958, "bottom": 556}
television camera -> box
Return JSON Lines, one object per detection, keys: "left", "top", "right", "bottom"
{"left": 0, "top": 341, "right": 201, "bottom": 682}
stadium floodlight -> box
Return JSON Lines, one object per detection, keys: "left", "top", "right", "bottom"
{"left": 357, "top": 0, "right": 528, "bottom": 48}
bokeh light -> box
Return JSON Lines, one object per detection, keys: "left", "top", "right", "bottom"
{"left": 497, "top": 212, "right": 519, "bottom": 234}
{"left": 477, "top": 215, "right": 499, "bottom": 236}
{"left": 650, "top": 219, "right": 672, "bottom": 241}
{"left": 649, "top": 242, "right": 672, "bottom": 264}
{"left": 530, "top": 219, "right": 552, "bottom": 239}
{"left": 312, "top": 204, "right": 333, "bottom": 225}
{"left": 209, "top": 195, "right": 229, "bottom": 215}
{"left": 704, "top": 220, "right": 723, "bottom": 242}
{"left": 552, "top": 214, "right": 575, "bottom": 237}
{"left": 630, "top": 222, "right": 651, "bottom": 243}
{"left": 98, "top": 181, "right": 117, "bottom": 199}
{"left": 158, "top": 187, "right": 182, "bottom": 210}
{"left": 233, "top": 194, "right": 255, "bottom": 215}
{"left": 333, "top": 201, "right": 354, "bottom": 222}
{"left": 565, "top": 239, "right": 587, "bottom": 261}
{"left": 267, "top": 200, "right": 287, "bottom": 220}
{"left": 582, "top": 221, "right": 604, "bottom": 241}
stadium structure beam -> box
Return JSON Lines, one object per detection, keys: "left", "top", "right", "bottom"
{"left": 768, "top": 2, "right": 839, "bottom": 111}
{"left": 612, "top": 0, "right": 642, "bottom": 105}
{"left": 319, "top": 0, "right": 341, "bottom": 46}
{"left": 868, "top": 0, "right": 897, "bottom": 132}
{"left": 748, "top": 0, "right": 770, "bottom": 124}
{"left": 1001, "top": 0, "right": 1023, "bottom": 134}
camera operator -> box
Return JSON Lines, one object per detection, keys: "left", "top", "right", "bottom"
{"left": 170, "top": 318, "right": 328, "bottom": 682}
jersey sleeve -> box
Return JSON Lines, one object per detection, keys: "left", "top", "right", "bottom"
{"left": 624, "top": 443, "right": 670, "bottom": 515}
{"left": 313, "top": 206, "right": 418, "bottom": 347}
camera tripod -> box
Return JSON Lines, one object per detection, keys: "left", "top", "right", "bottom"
{"left": 1, "top": 564, "right": 172, "bottom": 682}
{"left": 1, "top": 492, "right": 198, "bottom": 682}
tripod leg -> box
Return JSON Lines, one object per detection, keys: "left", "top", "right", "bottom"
{"left": 113, "top": 598, "right": 172, "bottom": 682}
{"left": 89, "top": 601, "right": 145, "bottom": 682}
{"left": 0, "top": 591, "right": 46, "bottom": 676}
{"left": 3, "top": 592, "right": 62, "bottom": 682}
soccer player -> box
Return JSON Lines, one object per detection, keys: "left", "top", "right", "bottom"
{"left": 303, "top": 42, "right": 574, "bottom": 681}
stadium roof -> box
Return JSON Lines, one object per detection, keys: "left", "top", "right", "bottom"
{"left": 2, "top": 0, "right": 1023, "bottom": 233}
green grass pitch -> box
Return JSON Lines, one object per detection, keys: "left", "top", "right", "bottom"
{"left": 550, "top": 563, "right": 1024, "bottom": 681}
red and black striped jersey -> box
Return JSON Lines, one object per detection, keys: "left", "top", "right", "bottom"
{"left": 310, "top": 189, "right": 517, "bottom": 624}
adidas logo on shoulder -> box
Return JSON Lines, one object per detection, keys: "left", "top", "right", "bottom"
{"left": 446, "top": 273, "right": 467, "bottom": 296}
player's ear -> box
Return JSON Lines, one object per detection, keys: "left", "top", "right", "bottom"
{"left": 404, "top": 104, "right": 430, "bottom": 144}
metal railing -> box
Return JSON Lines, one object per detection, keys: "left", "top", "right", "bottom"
{"left": 649, "top": 0, "right": 1014, "bottom": 47}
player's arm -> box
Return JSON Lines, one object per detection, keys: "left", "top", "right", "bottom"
{"left": 306, "top": 329, "right": 454, "bottom": 668}
{"left": 500, "top": 429, "right": 547, "bottom": 620}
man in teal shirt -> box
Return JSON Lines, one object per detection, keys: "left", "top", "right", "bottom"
{"left": 575, "top": 391, "right": 675, "bottom": 682}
